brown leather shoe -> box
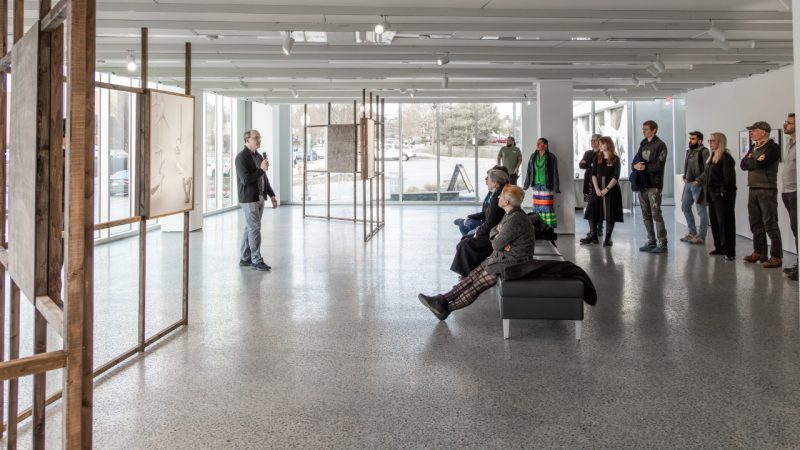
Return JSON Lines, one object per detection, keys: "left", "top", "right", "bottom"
{"left": 743, "top": 253, "right": 767, "bottom": 263}
{"left": 762, "top": 258, "right": 782, "bottom": 269}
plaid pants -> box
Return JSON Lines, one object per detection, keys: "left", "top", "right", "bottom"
{"left": 443, "top": 266, "right": 497, "bottom": 311}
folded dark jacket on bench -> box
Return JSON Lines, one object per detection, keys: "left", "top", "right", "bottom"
{"left": 500, "top": 260, "right": 597, "bottom": 306}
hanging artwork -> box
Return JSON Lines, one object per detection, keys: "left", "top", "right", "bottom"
{"left": 140, "top": 90, "right": 196, "bottom": 218}
{"left": 360, "top": 117, "right": 375, "bottom": 180}
{"left": 327, "top": 124, "right": 358, "bottom": 173}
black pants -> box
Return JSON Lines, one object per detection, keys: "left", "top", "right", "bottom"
{"left": 748, "top": 189, "right": 782, "bottom": 259}
{"left": 510, "top": 173, "right": 519, "bottom": 186}
{"left": 709, "top": 192, "right": 736, "bottom": 258}
{"left": 782, "top": 191, "right": 798, "bottom": 255}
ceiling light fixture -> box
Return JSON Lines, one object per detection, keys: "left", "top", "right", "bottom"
{"left": 652, "top": 54, "right": 665, "bottom": 73}
{"left": 375, "top": 16, "right": 391, "bottom": 34}
{"left": 239, "top": 77, "right": 248, "bottom": 89}
{"left": 523, "top": 93, "right": 531, "bottom": 105}
{"left": 410, "top": 89, "right": 416, "bottom": 98}
{"left": 631, "top": 74, "right": 642, "bottom": 87}
{"left": 442, "top": 73, "right": 449, "bottom": 89}
{"left": 713, "top": 39, "right": 731, "bottom": 51}
{"left": 707, "top": 21, "right": 727, "bottom": 43}
{"left": 651, "top": 83, "right": 661, "bottom": 92}
{"left": 282, "top": 32, "right": 295, "bottom": 56}
{"left": 646, "top": 66, "right": 660, "bottom": 77}
{"left": 437, "top": 53, "right": 450, "bottom": 66}
{"left": 291, "top": 88, "right": 298, "bottom": 98}
{"left": 777, "top": 0, "right": 791, "bottom": 11}
{"left": 126, "top": 50, "right": 136, "bottom": 72}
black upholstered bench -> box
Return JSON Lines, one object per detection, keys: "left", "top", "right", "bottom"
{"left": 495, "top": 241, "right": 585, "bottom": 340}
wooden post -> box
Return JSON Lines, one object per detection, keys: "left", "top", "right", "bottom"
{"left": 63, "top": 0, "right": 96, "bottom": 446}
{"left": 182, "top": 41, "right": 190, "bottom": 325}
{"left": 0, "top": 0, "right": 8, "bottom": 439}
{"left": 352, "top": 100, "right": 357, "bottom": 223}
{"left": 138, "top": 27, "right": 148, "bottom": 352}
{"left": 8, "top": 282, "right": 20, "bottom": 448}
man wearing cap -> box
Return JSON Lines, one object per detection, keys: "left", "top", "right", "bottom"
{"left": 497, "top": 136, "right": 522, "bottom": 185}
{"left": 741, "top": 121, "right": 783, "bottom": 268}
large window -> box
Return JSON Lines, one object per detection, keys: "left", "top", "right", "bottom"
{"left": 204, "top": 93, "right": 238, "bottom": 213}
{"left": 573, "top": 100, "right": 630, "bottom": 179}
{"left": 291, "top": 102, "right": 521, "bottom": 204}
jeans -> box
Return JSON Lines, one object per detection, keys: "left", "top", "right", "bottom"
{"left": 638, "top": 188, "right": 667, "bottom": 245}
{"left": 748, "top": 189, "right": 782, "bottom": 259}
{"left": 455, "top": 218, "right": 482, "bottom": 236}
{"left": 681, "top": 182, "right": 708, "bottom": 239}
{"left": 240, "top": 200, "right": 265, "bottom": 264}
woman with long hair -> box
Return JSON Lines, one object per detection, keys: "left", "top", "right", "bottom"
{"left": 581, "top": 136, "right": 624, "bottom": 246}
{"left": 704, "top": 132, "right": 737, "bottom": 260}
{"left": 523, "top": 138, "right": 560, "bottom": 228}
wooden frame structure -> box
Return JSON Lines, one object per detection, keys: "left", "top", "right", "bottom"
{"left": 301, "top": 89, "right": 386, "bottom": 242}
{"left": 0, "top": 19, "right": 193, "bottom": 447}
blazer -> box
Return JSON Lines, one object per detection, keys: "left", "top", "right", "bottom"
{"left": 483, "top": 208, "right": 536, "bottom": 275}
{"left": 472, "top": 187, "right": 506, "bottom": 238}
{"left": 235, "top": 147, "right": 275, "bottom": 203}
{"left": 523, "top": 150, "right": 560, "bottom": 193}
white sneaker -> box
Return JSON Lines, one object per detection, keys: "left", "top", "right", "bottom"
{"left": 679, "top": 233, "right": 696, "bottom": 242}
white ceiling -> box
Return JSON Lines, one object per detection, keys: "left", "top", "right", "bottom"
{"left": 20, "top": 0, "right": 796, "bottom": 103}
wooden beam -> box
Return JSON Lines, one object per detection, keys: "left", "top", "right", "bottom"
{"left": 0, "top": 351, "right": 66, "bottom": 382}
{"left": 183, "top": 41, "right": 190, "bottom": 326}
{"left": 12, "top": 0, "right": 22, "bottom": 43}
{"left": 33, "top": 311, "right": 47, "bottom": 450}
{"left": 93, "top": 216, "right": 141, "bottom": 231}
{"left": 138, "top": 27, "right": 148, "bottom": 352}
{"left": 94, "top": 80, "right": 144, "bottom": 95}
{"left": 40, "top": 0, "right": 67, "bottom": 32}
{"left": 47, "top": 12, "right": 64, "bottom": 307}
{"left": 8, "top": 282, "right": 20, "bottom": 448}
{"left": 34, "top": 296, "right": 63, "bottom": 338}
{"left": 64, "top": 0, "right": 96, "bottom": 445}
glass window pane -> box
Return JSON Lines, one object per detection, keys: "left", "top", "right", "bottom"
{"left": 107, "top": 90, "right": 134, "bottom": 234}
{"left": 222, "top": 97, "right": 233, "bottom": 207}
{"left": 401, "top": 103, "right": 437, "bottom": 201}
{"left": 440, "top": 103, "right": 479, "bottom": 202}
{"left": 205, "top": 93, "right": 217, "bottom": 212}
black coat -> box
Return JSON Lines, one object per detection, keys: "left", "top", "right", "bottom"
{"left": 235, "top": 147, "right": 275, "bottom": 203}
{"left": 523, "top": 151, "right": 560, "bottom": 193}
{"left": 470, "top": 188, "right": 505, "bottom": 238}
{"left": 501, "top": 259, "right": 597, "bottom": 306}
{"left": 451, "top": 236, "right": 493, "bottom": 277}
{"left": 578, "top": 150, "right": 597, "bottom": 198}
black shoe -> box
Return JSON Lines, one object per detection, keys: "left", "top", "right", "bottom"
{"left": 725, "top": 256, "right": 736, "bottom": 261}
{"left": 782, "top": 264, "right": 797, "bottom": 274}
{"left": 579, "top": 235, "right": 598, "bottom": 245}
{"left": 251, "top": 262, "right": 272, "bottom": 271}
{"left": 418, "top": 294, "right": 450, "bottom": 320}
{"left": 239, "top": 259, "right": 252, "bottom": 267}
{"left": 603, "top": 238, "right": 613, "bottom": 247}
{"left": 709, "top": 250, "right": 723, "bottom": 256}
{"left": 789, "top": 268, "right": 799, "bottom": 281}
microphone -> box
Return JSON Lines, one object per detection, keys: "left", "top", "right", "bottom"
{"left": 262, "top": 152, "right": 267, "bottom": 161}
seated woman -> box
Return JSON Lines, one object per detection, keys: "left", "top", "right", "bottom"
{"left": 420, "top": 185, "right": 535, "bottom": 320}
{"left": 450, "top": 168, "right": 509, "bottom": 276}
{"left": 454, "top": 166, "right": 509, "bottom": 236}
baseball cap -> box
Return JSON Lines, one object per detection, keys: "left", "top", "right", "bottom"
{"left": 746, "top": 121, "right": 771, "bottom": 133}
{"left": 507, "top": 136, "right": 515, "bottom": 141}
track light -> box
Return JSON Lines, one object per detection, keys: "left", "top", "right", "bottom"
{"left": 239, "top": 77, "right": 248, "bottom": 88}
{"left": 375, "top": 16, "right": 391, "bottom": 34}
{"left": 652, "top": 54, "right": 665, "bottom": 73}
{"left": 282, "top": 32, "right": 295, "bottom": 56}
{"left": 707, "top": 21, "right": 726, "bottom": 42}
{"left": 410, "top": 89, "right": 416, "bottom": 98}
{"left": 777, "top": 0, "right": 791, "bottom": 11}
{"left": 651, "top": 83, "right": 661, "bottom": 92}
{"left": 126, "top": 50, "right": 136, "bottom": 72}
{"left": 631, "top": 74, "right": 643, "bottom": 87}
{"left": 437, "top": 53, "right": 450, "bottom": 66}
{"left": 646, "top": 66, "right": 659, "bottom": 77}
{"left": 713, "top": 39, "right": 731, "bottom": 51}
{"left": 523, "top": 93, "right": 531, "bottom": 105}
{"left": 442, "top": 73, "right": 449, "bottom": 89}
{"left": 291, "top": 88, "right": 298, "bottom": 98}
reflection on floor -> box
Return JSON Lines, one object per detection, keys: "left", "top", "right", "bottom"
{"left": 6, "top": 204, "right": 800, "bottom": 448}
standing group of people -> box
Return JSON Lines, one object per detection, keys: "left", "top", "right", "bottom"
{"left": 578, "top": 135, "right": 625, "bottom": 246}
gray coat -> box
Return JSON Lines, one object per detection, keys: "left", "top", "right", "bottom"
{"left": 483, "top": 208, "right": 536, "bottom": 275}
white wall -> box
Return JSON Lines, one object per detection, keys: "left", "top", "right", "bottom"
{"left": 685, "top": 65, "right": 795, "bottom": 253}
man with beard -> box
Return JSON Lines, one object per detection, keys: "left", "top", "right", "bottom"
{"left": 680, "top": 131, "right": 711, "bottom": 245}
{"left": 579, "top": 134, "right": 602, "bottom": 243}
{"left": 497, "top": 136, "right": 522, "bottom": 185}
{"left": 632, "top": 120, "right": 669, "bottom": 253}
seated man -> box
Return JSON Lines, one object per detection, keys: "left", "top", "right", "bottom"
{"left": 454, "top": 166, "right": 510, "bottom": 236}
{"left": 420, "top": 184, "right": 535, "bottom": 320}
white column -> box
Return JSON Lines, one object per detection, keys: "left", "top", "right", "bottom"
{"left": 793, "top": 0, "right": 800, "bottom": 310}
{"left": 275, "top": 105, "right": 293, "bottom": 204}
{"left": 162, "top": 88, "right": 204, "bottom": 232}
{"left": 536, "top": 81, "right": 575, "bottom": 234}
{"left": 520, "top": 101, "right": 538, "bottom": 169}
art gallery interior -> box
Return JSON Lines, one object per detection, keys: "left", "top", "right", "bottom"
{"left": 0, "top": 0, "right": 799, "bottom": 448}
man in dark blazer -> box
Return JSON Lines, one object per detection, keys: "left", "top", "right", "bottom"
{"left": 235, "top": 129, "right": 277, "bottom": 271}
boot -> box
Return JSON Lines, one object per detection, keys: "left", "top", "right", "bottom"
{"left": 580, "top": 222, "right": 599, "bottom": 244}
{"left": 603, "top": 221, "right": 615, "bottom": 246}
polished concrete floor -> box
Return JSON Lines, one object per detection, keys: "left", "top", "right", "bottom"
{"left": 5, "top": 204, "right": 800, "bottom": 448}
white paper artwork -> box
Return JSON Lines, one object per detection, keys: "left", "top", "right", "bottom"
{"left": 327, "top": 124, "right": 358, "bottom": 173}
{"left": 147, "top": 91, "right": 195, "bottom": 218}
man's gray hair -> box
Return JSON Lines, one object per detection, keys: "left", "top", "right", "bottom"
{"left": 591, "top": 134, "right": 602, "bottom": 140}
{"left": 243, "top": 129, "right": 260, "bottom": 142}
{"left": 487, "top": 169, "right": 509, "bottom": 186}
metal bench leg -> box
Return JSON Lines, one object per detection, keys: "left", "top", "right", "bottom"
{"left": 503, "top": 319, "right": 510, "bottom": 339}
{"left": 575, "top": 321, "right": 582, "bottom": 340}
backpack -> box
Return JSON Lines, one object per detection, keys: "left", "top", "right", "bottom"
{"left": 527, "top": 213, "right": 558, "bottom": 246}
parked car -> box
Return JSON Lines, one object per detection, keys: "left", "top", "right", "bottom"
{"left": 293, "top": 147, "right": 321, "bottom": 164}
{"left": 110, "top": 170, "right": 129, "bottom": 196}
{"left": 382, "top": 142, "right": 410, "bottom": 161}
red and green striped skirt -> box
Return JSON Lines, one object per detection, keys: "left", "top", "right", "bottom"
{"left": 532, "top": 184, "right": 557, "bottom": 228}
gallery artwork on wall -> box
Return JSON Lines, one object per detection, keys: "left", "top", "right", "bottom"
{"left": 141, "top": 90, "right": 196, "bottom": 218}
{"left": 327, "top": 124, "right": 358, "bottom": 173}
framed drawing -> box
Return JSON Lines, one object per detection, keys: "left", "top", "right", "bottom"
{"left": 8, "top": 26, "right": 41, "bottom": 300}
{"left": 360, "top": 117, "right": 375, "bottom": 180}
{"left": 140, "top": 89, "right": 196, "bottom": 218}
{"left": 327, "top": 124, "right": 358, "bottom": 173}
